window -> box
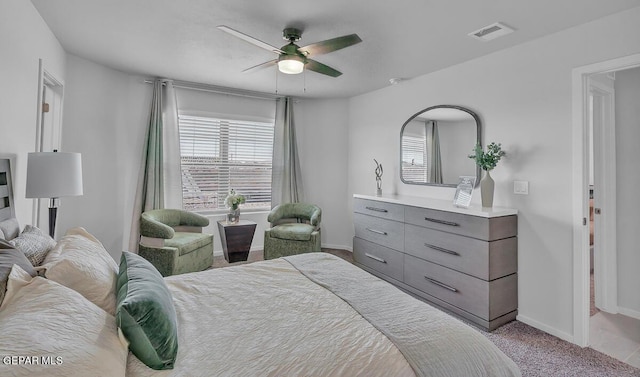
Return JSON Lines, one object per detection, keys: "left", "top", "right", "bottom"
{"left": 401, "top": 134, "right": 428, "bottom": 182}
{"left": 179, "top": 114, "right": 274, "bottom": 212}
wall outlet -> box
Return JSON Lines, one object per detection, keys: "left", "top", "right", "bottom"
{"left": 514, "top": 180, "right": 529, "bottom": 195}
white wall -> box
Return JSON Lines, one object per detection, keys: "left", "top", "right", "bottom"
{"left": 295, "top": 98, "right": 351, "bottom": 250}
{"left": 437, "top": 119, "right": 477, "bottom": 183}
{"left": 348, "top": 7, "right": 640, "bottom": 341}
{"left": 614, "top": 66, "right": 640, "bottom": 317}
{"left": 0, "top": 0, "right": 66, "bottom": 226}
{"left": 57, "top": 54, "right": 151, "bottom": 259}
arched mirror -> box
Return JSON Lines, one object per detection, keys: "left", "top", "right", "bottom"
{"left": 400, "top": 105, "right": 481, "bottom": 187}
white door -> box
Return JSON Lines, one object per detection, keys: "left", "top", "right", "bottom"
{"left": 588, "top": 76, "right": 617, "bottom": 313}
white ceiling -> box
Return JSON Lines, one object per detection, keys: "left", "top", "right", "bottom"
{"left": 31, "top": 0, "right": 640, "bottom": 98}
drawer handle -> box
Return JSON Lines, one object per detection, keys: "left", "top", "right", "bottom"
{"left": 424, "top": 243, "right": 460, "bottom": 256}
{"left": 424, "top": 276, "right": 458, "bottom": 292}
{"left": 424, "top": 217, "right": 459, "bottom": 227}
{"left": 365, "top": 253, "right": 387, "bottom": 264}
{"left": 366, "top": 228, "right": 388, "bottom": 236}
{"left": 365, "top": 206, "right": 389, "bottom": 213}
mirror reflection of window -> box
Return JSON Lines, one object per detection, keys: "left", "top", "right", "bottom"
{"left": 401, "top": 119, "right": 428, "bottom": 182}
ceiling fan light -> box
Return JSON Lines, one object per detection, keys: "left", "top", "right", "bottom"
{"left": 278, "top": 56, "right": 304, "bottom": 74}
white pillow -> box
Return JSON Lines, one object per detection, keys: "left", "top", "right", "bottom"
{"left": 0, "top": 265, "right": 128, "bottom": 377}
{"left": 42, "top": 227, "right": 118, "bottom": 315}
{"left": 9, "top": 225, "right": 56, "bottom": 266}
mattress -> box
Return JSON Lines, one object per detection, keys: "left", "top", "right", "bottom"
{"left": 126, "top": 252, "right": 520, "bottom": 377}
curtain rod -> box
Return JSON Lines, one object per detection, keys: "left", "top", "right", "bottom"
{"left": 143, "top": 78, "right": 285, "bottom": 101}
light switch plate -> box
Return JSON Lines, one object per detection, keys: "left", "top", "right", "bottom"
{"left": 514, "top": 180, "right": 529, "bottom": 195}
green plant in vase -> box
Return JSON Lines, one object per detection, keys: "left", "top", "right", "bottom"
{"left": 469, "top": 142, "right": 505, "bottom": 207}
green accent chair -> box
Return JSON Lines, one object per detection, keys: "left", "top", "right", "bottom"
{"left": 138, "top": 209, "right": 213, "bottom": 277}
{"left": 264, "top": 203, "right": 321, "bottom": 260}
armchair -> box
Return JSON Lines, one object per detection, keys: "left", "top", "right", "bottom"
{"left": 264, "top": 203, "right": 321, "bottom": 260}
{"left": 138, "top": 209, "right": 213, "bottom": 276}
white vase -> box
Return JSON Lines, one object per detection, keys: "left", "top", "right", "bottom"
{"left": 480, "top": 170, "right": 494, "bottom": 208}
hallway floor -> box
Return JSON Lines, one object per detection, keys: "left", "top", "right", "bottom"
{"left": 590, "top": 311, "right": 640, "bottom": 369}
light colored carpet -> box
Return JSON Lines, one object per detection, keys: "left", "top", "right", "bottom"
{"left": 211, "top": 249, "right": 640, "bottom": 377}
{"left": 477, "top": 320, "right": 639, "bottom": 377}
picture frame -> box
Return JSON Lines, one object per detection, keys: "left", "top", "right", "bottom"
{"left": 453, "top": 176, "right": 476, "bottom": 208}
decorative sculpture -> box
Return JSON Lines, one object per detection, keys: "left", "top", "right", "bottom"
{"left": 374, "top": 159, "right": 383, "bottom": 196}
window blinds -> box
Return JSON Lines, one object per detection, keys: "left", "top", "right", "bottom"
{"left": 401, "top": 135, "right": 428, "bottom": 182}
{"left": 178, "top": 114, "right": 274, "bottom": 212}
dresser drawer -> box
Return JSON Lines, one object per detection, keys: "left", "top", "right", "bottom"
{"left": 403, "top": 255, "right": 517, "bottom": 320}
{"left": 353, "top": 237, "right": 404, "bottom": 282}
{"left": 405, "top": 206, "right": 517, "bottom": 241}
{"left": 353, "top": 213, "right": 404, "bottom": 251}
{"left": 354, "top": 198, "right": 404, "bottom": 222}
{"left": 404, "top": 224, "right": 517, "bottom": 280}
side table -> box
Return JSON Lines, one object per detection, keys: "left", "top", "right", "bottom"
{"left": 217, "top": 220, "right": 257, "bottom": 263}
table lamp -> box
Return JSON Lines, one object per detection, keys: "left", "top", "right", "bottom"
{"left": 26, "top": 151, "right": 83, "bottom": 238}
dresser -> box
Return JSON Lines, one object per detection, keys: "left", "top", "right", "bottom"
{"left": 353, "top": 194, "right": 518, "bottom": 330}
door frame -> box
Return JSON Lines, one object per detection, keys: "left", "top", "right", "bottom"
{"left": 33, "top": 59, "right": 65, "bottom": 227}
{"left": 571, "top": 53, "right": 640, "bottom": 347}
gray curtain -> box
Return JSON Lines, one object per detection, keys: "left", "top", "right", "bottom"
{"left": 128, "top": 79, "right": 180, "bottom": 251}
{"left": 429, "top": 120, "right": 443, "bottom": 184}
{"left": 271, "top": 97, "right": 302, "bottom": 207}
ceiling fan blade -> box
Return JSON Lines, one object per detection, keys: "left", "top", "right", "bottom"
{"left": 299, "top": 34, "right": 362, "bottom": 56}
{"left": 217, "top": 25, "right": 284, "bottom": 54}
{"left": 242, "top": 59, "right": 277, "bottom": 73}
{"left": 305, "top": 59, "right": 342, "bottom": 77}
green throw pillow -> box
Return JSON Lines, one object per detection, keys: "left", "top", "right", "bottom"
{"left": 116, "top": 251, "right": 178, "bottom": 370}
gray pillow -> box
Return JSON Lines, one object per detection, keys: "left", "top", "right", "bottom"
{"left": 10, "top": 225, "right": 57, "bottom": 266}
{"left": 0, "top": 218, "right": 20, "bottom": 241}
{"left": 0, "top": 243, "right": 37, "bottom": 305}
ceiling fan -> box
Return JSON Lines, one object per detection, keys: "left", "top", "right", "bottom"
{"left": 217, "top": 25, "right": 362, "bottom": 77}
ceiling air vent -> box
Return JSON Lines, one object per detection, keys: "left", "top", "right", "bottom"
{"left": 468, "top": 22, "right": 514, "bottom": 42}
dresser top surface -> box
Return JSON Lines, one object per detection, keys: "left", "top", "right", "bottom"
{"left": 354, "top": 194, "right": 517, "bottom": 218}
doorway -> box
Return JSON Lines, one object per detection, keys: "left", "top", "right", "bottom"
{"left": 587, "top": 73, "right": 616, "bottom": 316}
{"left": 33, "top": 60, "right": 64, "bottom": 229}
{"left": 572, "top": 54, "right": 640, "bottom": 368}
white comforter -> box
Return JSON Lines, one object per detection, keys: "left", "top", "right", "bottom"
{"left": 126, "top": 256, "right": 415, "bottom": 377}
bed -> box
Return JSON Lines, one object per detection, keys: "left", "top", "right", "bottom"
{"left": 1, "top": 234, "right": 520, "bottom": 376}
{"left": 127, "top": 252, "right": 520, "bottom": 377}
{"left": 0, "top": 157, "right": 520, "bottom": 376}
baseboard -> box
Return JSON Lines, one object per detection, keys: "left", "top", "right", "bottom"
{"left": 214, "top": 245, "right": 351, "bottom": 257}
{"left": 618, "top": 307, "right": 640, "bottom": 321}
{"left": 213, "top": 245, "right": 264, "bottom": 257}
{"left": 516, "top": 314, "right": 575, "bottom": 344}
{"left": 322, "top": 243, "right": 352, "bottom": 252}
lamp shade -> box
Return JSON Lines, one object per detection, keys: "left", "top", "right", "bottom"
{"left": 26, "top": 152, "right": 83, "bottom": 198}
